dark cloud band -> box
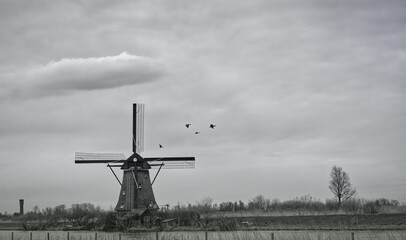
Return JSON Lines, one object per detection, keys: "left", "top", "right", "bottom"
{"left": 1, "top": 52, "right": 165, "bottom": 99}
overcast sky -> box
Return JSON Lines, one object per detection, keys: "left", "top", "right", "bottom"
{"left": 1, "top": 0, "right": 405, "bottom": 214}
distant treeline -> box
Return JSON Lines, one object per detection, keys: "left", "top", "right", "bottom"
{"left": 0, "top": 203, "right": 108, "bottom": 230}
{"left": 171, "top": 195, "right": 406, "bottom": 215}
{"left": 0, "top": 195, "right": 405, "bottom": 223}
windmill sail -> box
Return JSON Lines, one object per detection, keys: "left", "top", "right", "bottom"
{"left": 133, "top": 103, "right": 145, "bottom": 154}
{"left": 75, "top": 152, "right": 126, "bottom": 163}
{"left": 149, "top": 161, "right": 195, "bottom": 169}
{"left": 146, "top": 157, "right": 195, "bottom": 169}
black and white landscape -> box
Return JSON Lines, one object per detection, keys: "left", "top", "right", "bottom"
{"left": 0, "top": 0, "right": 405, "bottom": 215}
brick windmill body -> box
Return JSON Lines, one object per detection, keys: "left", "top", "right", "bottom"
{"left": 75, "top": 103, "right": 195, "bottom": 225}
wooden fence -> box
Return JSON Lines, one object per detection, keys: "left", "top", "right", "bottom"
{"left": 2, "top": 230, "right": 396, "bottom": 240}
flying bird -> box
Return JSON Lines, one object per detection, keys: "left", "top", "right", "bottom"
{"left": 209, "top": 124, "right": 216, "bottom": 129}
{"left": 159, "top": 144, "right": 164, "bottom": 148}
{"left": 195, "top": 132, "right": 200, "bottom": 134}
{"left": 185, "top": 124, "right": 191, "bottom": 128}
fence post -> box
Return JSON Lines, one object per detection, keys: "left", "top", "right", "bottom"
{"left": 67, "top": 232, "right": 69, "bottom": 240}
{"left": 351, "top": 232, "right": 355, "bottom": 240}
{"left": 11, "top": 232, "right": 13, "bottom": 240}
{"left": 30, "top": 232, "right": 32, "bottom": 240}
{"left": 47, "top": 232, "right": 50, "bottom": 240}
{"left": 271, "top": 232, "right": 274, "bottom": 240}
{"left": 119, "top": 233, "right": 121, "bottom": 240}
{"left": 205, "top": 231, "right": 208, "bottom": 240}
{"left": 95, "top": 232, "right": 98, "bottom": 240}
{"left": 156, "top": 231, "right": 159, "bottom": 240}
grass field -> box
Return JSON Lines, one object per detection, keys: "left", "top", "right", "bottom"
{"left": 1, "top": 214, "right": 406, "bottom": 239}
{"left": 205, "top": 213, "right": 406, "bottom": 230}
{"left": 2, "top": 213, "right": 406, "bottom": 231}
{"left": 1, "top": 230, "right": 406, "bottom": 240}
{"left": 201, "top": 214, "right": 406, "bottom": 231}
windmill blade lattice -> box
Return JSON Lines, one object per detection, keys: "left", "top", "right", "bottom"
{"left": 75, "top": 152, "right": 126, "bottom": 163}
{"left": 149, "top": 159, "right": 195, "bottom": 169}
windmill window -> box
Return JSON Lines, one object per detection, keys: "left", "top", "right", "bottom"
{"left": 120, "top": 205, "right": 124, "bottom": 209}
{"left": 122, "top": 191, "right": 126, "bottom": 195}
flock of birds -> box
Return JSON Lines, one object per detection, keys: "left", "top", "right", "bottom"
{"left": 158, "top": 123, "right": 216, "bottom": 148}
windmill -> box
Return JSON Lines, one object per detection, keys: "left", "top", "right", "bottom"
{"left": 75, "top": 103, "right": 195, "bottom": 222}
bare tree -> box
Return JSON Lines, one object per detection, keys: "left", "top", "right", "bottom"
{"left": 196, "top": 197, "right": 214, "bottom": 228}
{"left": 329, "top": 165, "right": 356, "bottom": 207}
{"left": 248, "top": 195, "right": 270, "bottom": 211}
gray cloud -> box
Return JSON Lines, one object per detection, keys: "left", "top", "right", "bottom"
{"left": 1, "top": 52, "right": 164, "bottom": 99}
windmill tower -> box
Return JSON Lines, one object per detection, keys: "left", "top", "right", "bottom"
{"left": 75, "top": 103, "right": 195, "bottom": 217}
